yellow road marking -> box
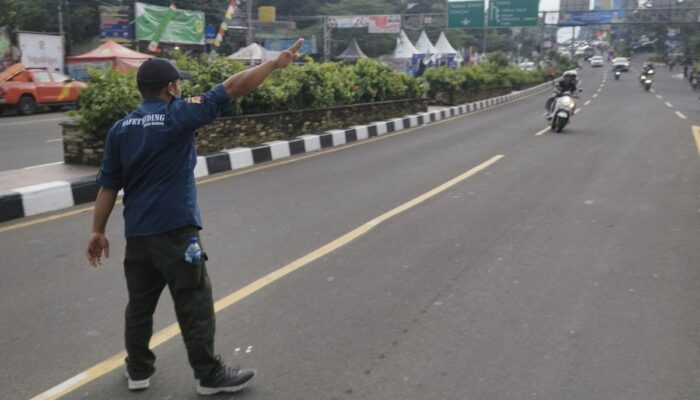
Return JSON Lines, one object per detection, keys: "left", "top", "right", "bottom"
{"left": 1, "top": 86, "right": 550, "bottom": 234}
{"left": 535, "top": 126, "right": 550, "bottom": 136}
{"left": 28, "top": 154, "right": 504, "bottom": 400}
{"left": 692, "top": 126, "right": 700, "bottom": 157}
{"left": 676, "top": 111, "right": 688, "bottom": 120}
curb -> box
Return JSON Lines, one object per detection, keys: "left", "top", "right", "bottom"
{"left": 0, "top": 82, "right": 552, "bottom": 223}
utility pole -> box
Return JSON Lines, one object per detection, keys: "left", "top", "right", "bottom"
{"left": 58, "top": 0, "right": 65, "bottom": 39}
{"left": 323, "top": 16, "right": 331, "bottom": 62}
{"left": 246, "top": 0, "right": 253, "bottom": 45}
{"left": 58, "top": 0, "right": 65, "bottom": 72}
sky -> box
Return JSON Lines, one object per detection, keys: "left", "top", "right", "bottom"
{"left": 540, "top": 0, "right": 561, "bottom": 11}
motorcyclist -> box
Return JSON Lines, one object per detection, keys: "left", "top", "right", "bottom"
{"left": 545, "top": 71, "right": 578, "bottom": 117}
{"left": 640, "top": 62, "right": 655, "bottom": 81}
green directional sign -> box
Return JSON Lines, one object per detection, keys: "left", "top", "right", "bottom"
{"left": 448, "top": 0, "right": 485, "bottom": 29}
{"left": 488, "top": 0, "right": 539, "bottom": 27}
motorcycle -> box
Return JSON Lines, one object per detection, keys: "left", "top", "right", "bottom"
{"left": 548, "top": 90, "right": 579, "bottom": 133}
{"left": 691, "top": 76, "right": 698, "bottom": 91}
{"left": 642, "top": 74, "right": 653, "bottom": 91}
{"left": 614, "top": 70, "right": 621, "bottom": 80}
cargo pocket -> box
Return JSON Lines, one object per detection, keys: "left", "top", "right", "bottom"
{"left": 168, "top": 226, "right": 205, "bottom": 291}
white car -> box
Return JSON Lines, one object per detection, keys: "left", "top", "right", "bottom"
{"left": 612, "top": 57, "right": 630, "bottom": 72}
{"left": 590, "top": 56, "right": 604, "bottom": 67}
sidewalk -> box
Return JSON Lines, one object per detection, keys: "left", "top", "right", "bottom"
{"left": 0, "top": 163, "right": 98, "bottom": 195}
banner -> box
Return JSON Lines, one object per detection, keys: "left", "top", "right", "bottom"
{"left": 135, "top": 2, "right": 205, "bottom": 45}
{"left": 559, "top": 10, "right": 626, "bottom": 26}
{"left": 327, "top": 16, "right": 370, "bottom": 29}
{"left": 0, "top": 27, "right": 11, "bottom": 72}
{"left": 18, "top": 33, "right": 64, "bottom": 72}
{"left": 265, "top": 37, "right": 317, "bottom": 54}
{"left": 100, "top": 5, "right": 131, "bottom": 42}
{"left": 368, "top": 15, "right": 401, "bottom": 33}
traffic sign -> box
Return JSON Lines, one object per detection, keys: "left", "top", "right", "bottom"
{"left": 448, "top": 0, "right": 485, "bottom": 29}
{"left": 488, "top": 0, "right": 539, "bottom": 27}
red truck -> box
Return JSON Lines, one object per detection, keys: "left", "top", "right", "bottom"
{"left": 0, "top": 64, "right": 87, "bottom": 115}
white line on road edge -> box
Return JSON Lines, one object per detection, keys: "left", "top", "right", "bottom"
{"left": 650, "top": 89, "right": 655, "bottom": 93}
{"left": 676, "top": 111, "right": 688, "bottom": 120}
{"left": 665, "top": 101, "right": 674, "bottom": 108}
{"left": 535, "top": 126, "right": 550, "bottom": 136}
{"left": 584, "top": 100, "right": 591, "bottom": 106}
{"left": 692, "top": 126, "right": 700, "bottom": 157}
{"left": 28, "top": 155, "right": 505, "bottom": 400}
{"left": 574, "top": 109, "right": 581, "bottom": 114}
{"left": 593, "top": 93, "right": 598, "bottom": 98}
{"left": 22, "top": 161, "right": 64, "bottom": 170}
{"left": 45, "top": 138, "right": 63, "bottom": 143}
{"left": 0, "top": 117, "right": 69, "bottom": 127}
{"left": 597, "top": 88, "right": 602, "bottom": 92}
{"left": 656, "top": 94, "right": 663, "bottom": 100}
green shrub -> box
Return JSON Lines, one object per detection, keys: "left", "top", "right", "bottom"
{"left": 69, "top": 68, "right": 140, "bottom": 140}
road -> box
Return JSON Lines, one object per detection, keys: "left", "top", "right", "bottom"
{"left": 1, "top": 63, "right": 699, "bottom": 400}
{"left": 0, "top": 113, "right": 69, "bottom": 171}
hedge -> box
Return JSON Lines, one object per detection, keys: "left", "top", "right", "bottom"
{"left": 70, "top": 57, "right": 428, "bottom": 140}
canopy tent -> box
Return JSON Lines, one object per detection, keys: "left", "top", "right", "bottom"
{"left": 228, "top": 43, "right": 280, "bottom": 62}
{"left": 66, "top": 40, "right": 153, "bottom": 79}
{"left": 335, "top": 38, "right": 368, "bottom": 61}
{"left": 415, "top": 31, "right": 438, "bottom": 56}
{"left": 381, "top": 30, "right": 422, "bottom": 60}
{"left": 434, "top": 32, "right": 459, "bottom": 55}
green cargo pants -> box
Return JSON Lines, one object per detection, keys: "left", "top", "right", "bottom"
{"left": 123, "top": 225, "right": 221, "bottom": 380}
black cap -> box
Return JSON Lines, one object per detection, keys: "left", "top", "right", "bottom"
{"left": 137, "top": 58, "right": 190, "bottom": 83}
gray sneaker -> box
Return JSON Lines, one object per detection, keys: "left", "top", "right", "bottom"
{"left": 197, "top": 366, "right": 256, "bottom": 395}
{"left": 124, "top": 369, "right": 150, "bottom": 391}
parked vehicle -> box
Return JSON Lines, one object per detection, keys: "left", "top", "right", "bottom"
{"left": 0, "top": 63, "right": 87, "bottom": 115}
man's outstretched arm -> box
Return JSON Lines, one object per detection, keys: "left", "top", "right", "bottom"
{"left": 223, "top": 38, "right": 304, "bottom": 100}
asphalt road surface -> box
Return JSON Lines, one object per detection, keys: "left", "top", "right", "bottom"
{"left": 0, "top": 112, "right": 70, "bottom": 171}
{"left": 1, "top": 62, "right": 699, "bottom": 400}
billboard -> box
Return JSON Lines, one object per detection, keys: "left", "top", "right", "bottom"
{"left": 135, "top": 2, "right": 205, "bottom": 45}
{"left": 100, "top": 5, "right": 131, "bottom": 42}
{"left": 18, "top": 33, "right": 64, "bottom": 72}
{"left": 0, "top": 27, "right": 11, "bottom": 71}
{"left": 327, "top": 16, "right": 370, "bottom": 28}
{"left": 559, "top": 10, "right": 626, "bottom": 25}
{"left": 265, "top": 37, "right": 318, "bottom": 54}
{"left": 368, "top": 15, "right": 401, "bottom": 33}
{"left": 259, "top": 6, "right": 276, "bottom": 22}
{"left": 594, "top": 0, "right": 624, "bottom": 10}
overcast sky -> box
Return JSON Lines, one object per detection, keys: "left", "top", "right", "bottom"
{"left": 540, "top": 0, "right": 561, "bottom": 11}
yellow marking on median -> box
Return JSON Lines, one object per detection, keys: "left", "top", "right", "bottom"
{"left": 28, "top": 154, "right": 504, "bottom": 400}
{"left": 692, "top": 126, "right": 700, "bottom": 157}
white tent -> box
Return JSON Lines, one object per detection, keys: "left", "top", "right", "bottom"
{"left": 336, "top": 38, "right": 368, "bottom": 61}
{"left": 415, "top": 30, "right": 438, "bottom": 56}
{"left": 382, "top": 30, "right": 422, "bottom": 60}
{"left": 434, "top": 31, "right": 458, "bottom": 55}
{"left": 228, "top": 43, "right": 281, "bottom": 61}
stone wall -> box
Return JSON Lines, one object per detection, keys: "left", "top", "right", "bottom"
{"left": 63, "top": 98, "right": 428, "bottom": 166}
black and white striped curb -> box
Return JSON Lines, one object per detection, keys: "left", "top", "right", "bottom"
{"left": 0, "top": 82, "right": 552, "bottom": 223}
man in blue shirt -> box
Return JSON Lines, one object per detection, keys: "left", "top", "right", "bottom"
{"left": 85, "top": 39, "right": 303, "bottom": 396}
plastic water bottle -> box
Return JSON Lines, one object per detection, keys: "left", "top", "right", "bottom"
{"left": 184, "top": 236, "right": 202, "bottom": 264}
